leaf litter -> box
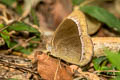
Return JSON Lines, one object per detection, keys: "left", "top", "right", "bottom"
{"left": 0, "top": 0, "right": 120, "bottom": 80}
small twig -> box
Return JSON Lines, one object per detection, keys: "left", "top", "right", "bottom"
{"left": 97, "top": 74, "right": 117, "bottom": 78}
{"left": 0, "top": 31, "right": 16, "bottom": 38}
{"left": 54, "top": 59, "right": 61, "bottom": 80}
{"left": 0, "top": 20, "right": 16, "bottom": 32}
{"left": 25, "top": 36, "right": 36, "bottom": 42}
{"left": 94, "top": 70, "right": 120, "bottom": 73}
{"left": 0, "top": 58, "right": 38, "bottom": 75}
{"left": 0, "top": 54, "right": 39, "bottom": 75}
{"left": 0, "top": 25, "right": 9, "bottom": 32}
{"left": 80, "top": 0, "right": 95, "bottom": 7}
{"left": 8, "top": 36, "right": 36, "bottom": 53}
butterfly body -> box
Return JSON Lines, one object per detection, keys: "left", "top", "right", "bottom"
{"left": 48, "top": 10, "right": 93, "bottom": 66}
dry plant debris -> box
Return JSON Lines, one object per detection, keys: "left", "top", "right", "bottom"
{"left": 0, "top": 0, "right": 120, "bottom": 80}
{"left": 36, "top": 53, "right": 73, "bottom": 80}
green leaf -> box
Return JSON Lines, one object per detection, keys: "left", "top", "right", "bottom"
{"left": 93, "top": 56, "right": 107, "bottom": 70}
{"left": 30, "top": 9, "right": 39, "bottom": 26}
{"left": 8, "top": 78, "right": 18, "bottom": 80}
{"left": 111, "top": 76, "right": 120, "bottom": 80}
{"left": 8, "top": 22, "right": 39, "bottom": 33}
{"left": 0, "top": 0, "right": 16, "bottom": 7}
{"left": 9, "top": 42, "right": 32, "bottom": 55}
{"left": 0, "top": 24, "right": 10, "bottom": 47}
{"left": 16, "top": 4, "right": 23, "bottom": 15}
{"left": 100, "top": 66, "right": 113, "bottom": 70}
{"left": 105, "top": 50, "right": 120, "bottom": 70}
{"left": 80, "top": 6, "right": 120, "bottom": 32}
{"left": 20, "top": 48, "right": 32, "bottom": 55}
{"left": 72, "top": 0, "right": 85, "bottom": 5}
{"left": 0, "top": 0, "right": 23, "bottom": 15}
{"left": 100, "top": 66, "right": 116, "bottom": 75}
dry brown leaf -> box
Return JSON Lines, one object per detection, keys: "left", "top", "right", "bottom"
{"left": 70, "top": 65, "right": 81, "bottom": 73}
{"left": 37, "top": 53, "right": 73, "bottom": 80}
{"left": 96, "top": 28, "right": 116, "bottom": 37}
{"left": 76, "top": 72, "right": 100, "bottom": 80}
{"left": 51, "top": 0, "right": 72, "bottom": 28}
{"left": 73, "top": 68, "right": 100, "bottom": 80}
{"left": 86, "top": 15, "right": 101, "bottom": 35}
{"left": 37, "top": 0, "right": 72, "bottom": 30}
{"left": 115, "top": 0, "right": 120, "bottom": 15}
{"left": 70, "top": 65, "right": 100, "bottom": 80}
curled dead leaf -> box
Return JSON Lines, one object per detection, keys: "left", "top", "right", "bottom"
{"left": 86, "top": 15, "right": 101, "bottom": 35}
{"left": 37, "top": 53, "right": 73, "bottom": 80}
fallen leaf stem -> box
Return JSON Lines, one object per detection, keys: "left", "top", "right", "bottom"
{"left": 92, "top": 37, "right": 120, "bottom": 57}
